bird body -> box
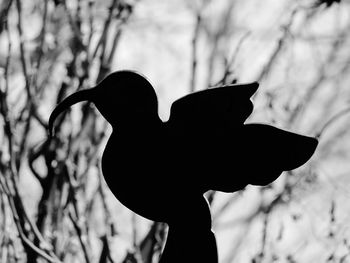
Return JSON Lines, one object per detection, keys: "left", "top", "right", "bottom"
{"left": 49, "top": 70, "right": 318, "bottom": 263}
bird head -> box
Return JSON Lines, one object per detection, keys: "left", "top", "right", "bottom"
{"left": 48, "top": 71, "right": 159, "bottom": 137}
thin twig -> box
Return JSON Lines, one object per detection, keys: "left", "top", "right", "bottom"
{"left": 316, "top": 106, "right": 350, "bottom": 139}
{"left": 68, "top": 208, "right": 91, "bottom": 263}
{"left": 0, "top": 0, "right": 13, "bottom": 34}
{"left": 91, "top": 0, "right": 118, "bottom": 62}
{"left": 255, "top": 8, "right": 298, "bottom": 83}
{"left": 190, "top": 13, "right": 201, "bottom": 93}
{"left": 15, "top": 0, "right": 31, "bottom": 99}
{"left": 0, "top": 175, "right": 61, "bottom": 263}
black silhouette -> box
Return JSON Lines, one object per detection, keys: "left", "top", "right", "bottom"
{"left": 48, "top": 70, "right": 318, "bottom": 263}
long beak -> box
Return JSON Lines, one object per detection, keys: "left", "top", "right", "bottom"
{"left": 48, "top": 89, "right": 95, "bottom": 138}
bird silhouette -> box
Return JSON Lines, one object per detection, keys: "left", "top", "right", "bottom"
{"left": 48, "top": 70, "right": 318, "bottom": 263}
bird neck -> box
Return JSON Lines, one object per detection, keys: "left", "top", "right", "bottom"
{"left": 112, "top": 116, "right": 163, "bottom": 136}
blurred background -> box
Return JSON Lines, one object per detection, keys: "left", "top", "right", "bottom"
{"left": 1, "top": 0, "right": 350, "bottom": 262}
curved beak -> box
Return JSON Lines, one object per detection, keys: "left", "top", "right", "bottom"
{"left": 48, "top": 88, "right": 95, "bottom": 138}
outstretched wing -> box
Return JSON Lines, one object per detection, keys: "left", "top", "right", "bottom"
{"left": 201, "top": 123, "right": 318, "bottom": 192}
{"left": 240, "top": 124, "right": 318, "bottom": 186}
{"left": 167, "top": 82, "right": 259, "bottom": 134}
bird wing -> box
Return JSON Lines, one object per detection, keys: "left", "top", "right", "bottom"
{"left": 236, "top": 123, "right": 318, "bottom": 186}
{"left": 167, "top": 82, "right": 259, "bottom": 134}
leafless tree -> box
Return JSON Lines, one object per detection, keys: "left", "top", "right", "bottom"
{"left": 0, "top": 0, "right": 349, "bottom": 262}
